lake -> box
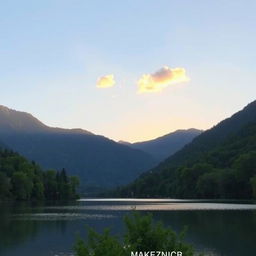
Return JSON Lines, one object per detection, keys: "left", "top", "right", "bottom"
{"left": 0, "top": 199, "right": 256, "bottom": 256}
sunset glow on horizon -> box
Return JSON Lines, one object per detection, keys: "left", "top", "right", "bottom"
{"left": 0, "top": 1, "right": 255, "bottom": 142}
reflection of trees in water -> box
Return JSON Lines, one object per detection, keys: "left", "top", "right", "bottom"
{"left": 1, "top": 202, "right": 256, "bottom": 256}
{"left": 0, "top": 201, "right": 68, "bottom": 254}
{"left": 150, "top": 210, "right": 256, "bottom": 256}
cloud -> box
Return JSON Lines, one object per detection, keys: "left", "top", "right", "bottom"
{"left": 137, "top": 66, "right": 189, "bottom": 93}
{"left": 96, "top": 74, "right": 115, "bottom": 88}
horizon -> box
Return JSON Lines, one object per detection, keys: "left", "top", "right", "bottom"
{"left": 1, "top": 1, "right": 256, "bottom": 142}
{"left": 1, "top": 102, "right": 205, "bottom": 143}
{"left": 1, "top": 101, "right": 254, "bottom": 144}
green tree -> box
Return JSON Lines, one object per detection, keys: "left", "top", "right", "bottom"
{"left": 70, "top": 176, "right": 80, "bottom": 197}
{"left": 0, "top": 171, "right": 11, "bottom": 199}
{"left": 11, "top": 172, "right": 33, "bottom": 200}
{"left": 75, "top": 229, "right": 125, "bottom": 256}
{"left": 233, "top": 152, "right": 256, "bottom": 182}
{"left": 60, "top": 168, "right": 68, "bottom": 183}
{"left": 196, "top": 172, "right": 220, "bottom": 198}
{"left": 250, "top": 176, "right": 256, "bottom": 198}
{"left": 177, "top": 163, "right": 213, "bottom": 198}
{"left": 32, "top": 181, "right": 45, "bottom": 200}
{"left": 44, "top": 170, "right": 58, "bottom": 199}
{"left": 233, "top": 151, "right": 256, "bottom": 198}
{"left": 74, "top": 213, "right": 195, "bottom": 256}
{"left": 0, "top": 149, "right": 79, "bottom": 201}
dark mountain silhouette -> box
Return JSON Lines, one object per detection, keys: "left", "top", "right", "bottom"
{"left": 112, "top": 100, "right": 256, "bottom": 198}
{"left": 0, "top": 105, "right": 93, "bottom": 135}
{"left": 153, "top": 100, "right": 256, "bottom": 172}
{"left": 0, "top": 105, "right": 156, "bottom": 188}
{"left": 118, "top": 140, "right": 132, "bottom": 146}
{"left": 129, "top": 129, "right": 202, "bottom": 162}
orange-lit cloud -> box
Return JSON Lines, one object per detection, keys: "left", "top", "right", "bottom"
{"left": 137, "top": 66, "right": 189, "bottom": 93}
{"left": 96, "top": 74, "right": 115, "bottom": 88}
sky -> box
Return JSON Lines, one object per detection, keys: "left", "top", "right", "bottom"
{"left": 0, "top": 0, "right": 255, "bottom": 142}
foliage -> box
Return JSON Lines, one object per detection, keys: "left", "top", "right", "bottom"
{"left": 0, "top": 105, "right": 157, "bottom": 189}
{"left": 74, "top": 212, "right": 195, "bottom": 256}
{"left": 250, "top": 176, "right": 256, "bottom": 198}
{"left": 113, "top": 122, "right": 256, "bottom": 199}
{"left": 0, "top": 149, "right": 79, "bottom": 201}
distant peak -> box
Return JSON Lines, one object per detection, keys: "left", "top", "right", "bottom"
{"left": 118, "top": 140, "right": 132, "bottom": 145}
{"left": 0, "top": 104, "right": 93, "bottom": 135}
{"left": 133, "top": 128, "right": 202, "bottom": 144}
{"left": 0, "top": 105, "right": 12, "bottom": 112}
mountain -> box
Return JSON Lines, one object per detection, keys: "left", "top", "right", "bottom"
{"left": 112, "top": 100, "right": 256, "bottom": 199}
{"left": 118, "top": 140, "right": 132, "bottom": 146}
{"left": 0, "top": 105, "right": 156, "bottom": 188}
{"left": 0, "top": 105, "right": 93, "bottom": 135}
{"left": 129, "top": 129, "right": 202, "bottom": 162}
{"left": 153, "top": 100, "right": 256, "bottom": 171}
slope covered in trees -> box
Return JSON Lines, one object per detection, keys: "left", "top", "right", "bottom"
{"left": 113, "top": 100, "right": 256, "bottom": 199}
{"left": 0, "top": 149, "right": 79, "bottom": 201}
{"left": 0, "top": 105, "right": 156, "bottom": 188}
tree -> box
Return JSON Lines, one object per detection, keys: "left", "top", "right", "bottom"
{"left": 196, "top": 172, "right": 220, "bottom": 198}
{"left": 70, "top": 176, "right": 80, "bottom": 197}
{"left": 0, "top": 149, "right": 79, "bottom": 201}
{"left": 250, "top": 176, "right": 256, "bottom": 198}
{"left": 74, "top": 213, "right": 195, "bottom": 256}
{"left": 233, "top": 152, "right": 256, "bottom": 182}
{"left": 233, "top": 152, "right": 256, "bottom": 198}
{"left": 177, "top": 163, "right": 213, "bottom": 198}
{"left": 32, "top": 181, "right": 45, "bottom": 200}
{"left": 60, "top": 168, "right": 68, "bottom": 183}
{"left": 43, "top": 170, "right": 58, "bottom": 199}
{"left": 0, "top": 171, "right": 11, "bottom": 199}
{"left": 11, "top": 172, "right": 33, "bottom": 200}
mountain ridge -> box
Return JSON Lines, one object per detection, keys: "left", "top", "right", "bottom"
{"left": 130, "top": 128, "right": 202, "bottom": 161}
{"left": 111, "top": 99, "right": 256, "bottom": 198}
{"left": 155, "top": 100, "right": 256, "bottom": 171}
{"left": 0, "top": 105, "right": 93, "bottom": 135}
{"left": 0, "top": 105, "right": 156, "bottom": 188}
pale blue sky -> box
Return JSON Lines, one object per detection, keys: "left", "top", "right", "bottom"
{"left": 0, "top": 1, "right": 255, "bottom": 142}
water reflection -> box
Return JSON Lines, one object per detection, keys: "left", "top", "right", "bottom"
{"left": 12, "top": 213, "right": 115, "bottom": 221}
{"left": 0, "top": 199, "right": 256, "bottom": 256}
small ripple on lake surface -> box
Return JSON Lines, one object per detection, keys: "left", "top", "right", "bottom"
{"left": 75, "top": 202, "right": 256, "bottom": 211}
{"left": 12, "top": 213, "right": 115, "bottom": 221}
{"left": 2, "top": 199, "right": 256, "bottom": 256}
{"left": 43, "top": 200, "right": 256, "bottom": 211}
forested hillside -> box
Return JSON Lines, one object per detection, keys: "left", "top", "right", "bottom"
{"left": 113, "top": 101, "right": 256, "bottom": 199}
{"left": 0, "top": 149, "right": 79, "bottom": 201}
{"left": 0, "top": 105, "right": 156, "bottom": 188}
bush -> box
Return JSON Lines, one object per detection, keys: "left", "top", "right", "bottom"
{"left": 74, "top": 212, "right": 195, "bottom": 256}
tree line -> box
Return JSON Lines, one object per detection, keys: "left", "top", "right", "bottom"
{"left": 0, "top": 149, "right": 79, "bottom": 201}
{"left": 113, "top": 123, "right": 256, "bottom": 199}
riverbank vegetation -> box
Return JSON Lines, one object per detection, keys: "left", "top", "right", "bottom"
{"left": 74, "top": 212, "right": 196, "bottom": 256}
{"left": 0, "top": 149, "right": 79, "bottom": 201}
{"left": 112, "top": 122, "right": 256, "bottom": 199}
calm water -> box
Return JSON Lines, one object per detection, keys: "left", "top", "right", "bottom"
{"left": 0, "top": 199, "right": 256, "bottom": 256}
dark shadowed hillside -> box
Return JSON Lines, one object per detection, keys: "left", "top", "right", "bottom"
{"left": 0, "top": 106, "right": 156, "bottom": 188}
{"left": 154, "top": 100, "right": 256, "bottom": 171}
{"left": 130, "top": 129, "right": 202, "bottom": 161}
{"left": 112, "top": 100, "right": 256, "bottom": 199}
